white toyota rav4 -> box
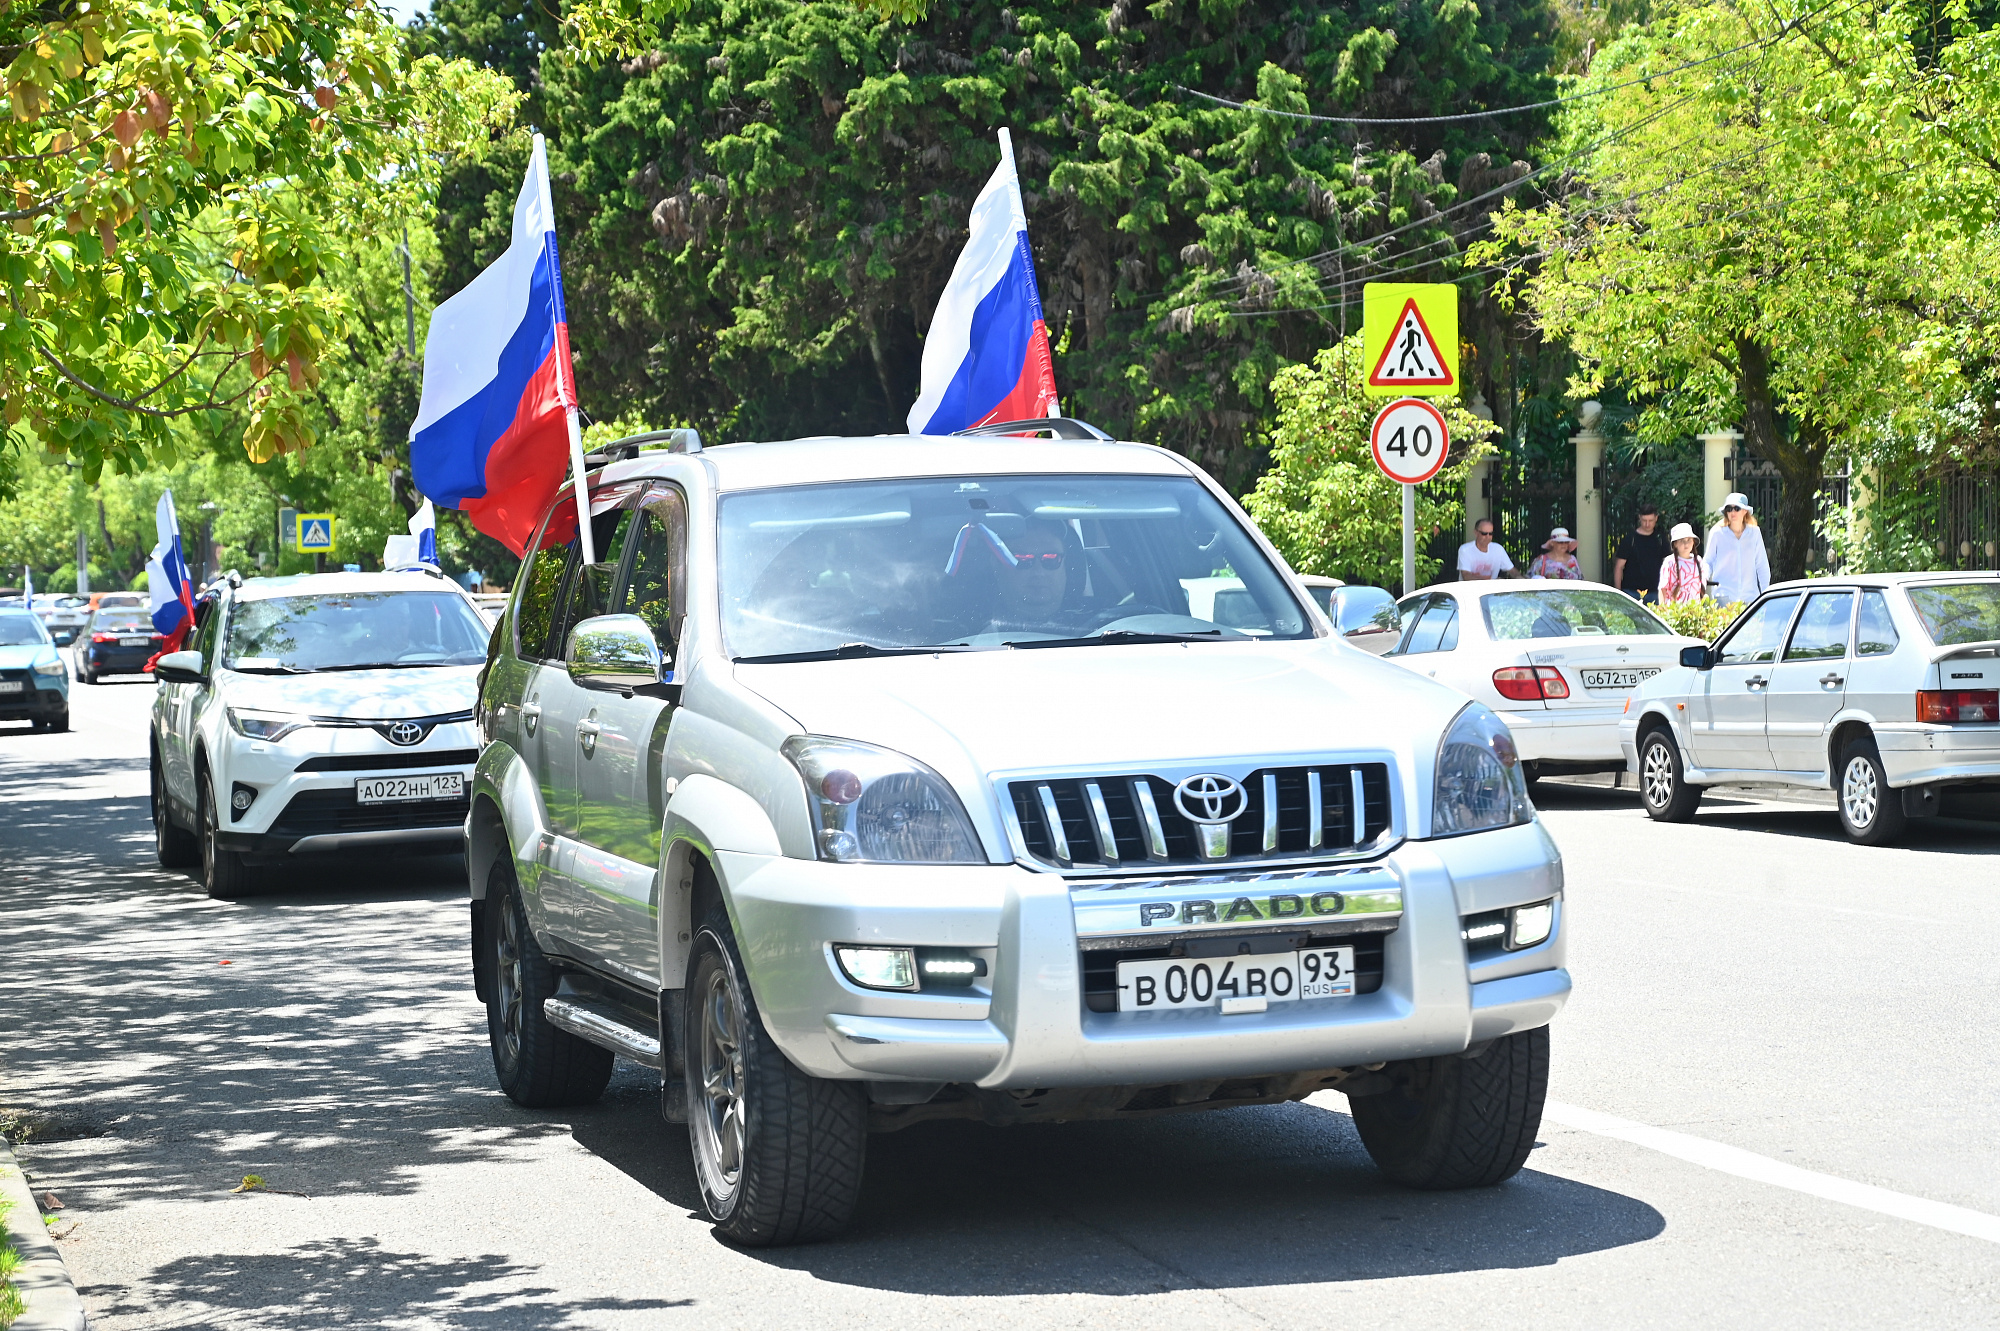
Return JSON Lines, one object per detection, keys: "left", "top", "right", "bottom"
{"left": 467, "top": 422, "right": 1571, "bottom": 1246}
{"left": 149, "top": 571, "right": 492, "bottom": 898}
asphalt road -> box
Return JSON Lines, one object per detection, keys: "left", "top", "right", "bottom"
{"left": 2, "top": 677, "right": 1996, "bottom": 1329}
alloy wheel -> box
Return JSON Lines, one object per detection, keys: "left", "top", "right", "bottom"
{"left": 1842, "top": 755, "right": 1879, "bottom": 829}
{"left": 694, "top": 962, "right": 747, "bottom": 1201}
{"left": 495, "top": 898, "right": 524, "bottom": 1065}
{"left": 1642, "top": 740, "right": 1675, "bottom": 809}
{"left": 199, "top": 788, "right": 216, "bottom": 882}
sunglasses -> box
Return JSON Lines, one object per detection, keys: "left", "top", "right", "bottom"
{"left": 1723, "top": 505, "right": 1743, "bottom": 513}
{"left": 1013, "top": 552, "right": 1065, "bottom": 570}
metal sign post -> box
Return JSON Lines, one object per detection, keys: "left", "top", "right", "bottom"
{"left": 1370, "top": 397, "right": 1451, "bottom": 596}
{"left": 1402, "top": 483, "right": 1417, "bottom": 598}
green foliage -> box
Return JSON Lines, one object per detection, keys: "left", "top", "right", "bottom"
{"left": 1653, "top": 596, "right": 1740, "bottom": 642}
{"left": 0, "top": 1192, "right": 19, "bottom": 1329}
{"left": 1242, "top": 333, "right": 1497, "bottom": 591}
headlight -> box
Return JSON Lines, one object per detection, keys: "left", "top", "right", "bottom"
{"left": 782, "top": 735, "right": 986, "bottom": 864}
{"left": 227, "top": 707, "right": 311, "bottom": 743}
{"left": 31, "top": 657, "right": 64, "bottom": 676}
{"left": 1431, "top": 703, "right": 1533, "bottom": 837}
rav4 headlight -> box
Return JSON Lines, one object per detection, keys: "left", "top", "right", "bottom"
{"left": 1431, "top": 703, "right": 1533, "bottom": 837}
{"left": 227, "top": 707, "right": 311, "bottom": 743}
{"left": 782, "top": 736, "right": 986, "bottom": 864}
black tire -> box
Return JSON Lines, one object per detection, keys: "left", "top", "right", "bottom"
{"left": 1638, "top": 727, "right": 1703, "bottom": 822}
{"left": 484, "top": 863, "right": 614, "bottom": 1108}
{"left": 1837, "top": 735, "right": 1907, "bottom": 846}
{"left": 152, "top": 749, "right": 199, "bottom": 868}
{"left": 197, "top": 776, "right": 258, "bottom": 899}
{"left": 80, "top": 665, "right": 96, "bottom": 685}
{"left": 686, "top": 908, "right": 865, "bottom": 1246}
{"left": 45, "top": 709, "right": 68, "bottom": 734}
{"left": 1352, "top": 1025, "right": 1549, "bottom": 1190}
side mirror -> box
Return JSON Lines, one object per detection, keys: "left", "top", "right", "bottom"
{"left": 1679, "top": 644, "right": 1715, "bottom": 671}
{"left": 566, "top": 614, "right": 676, "bottom": 698}
{"left": 153, "top": 650, "right": 204, "bottom": 684}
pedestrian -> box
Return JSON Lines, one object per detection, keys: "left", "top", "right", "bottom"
{"left": 1527, "top": 528, "right": 1583, "bottom": 580}
{"left": 1705, "top": 492, "right": 1770, "bottom": 606}
{"left": 1613, "top": 503, "right": 1670, "bottom": 603}
{"left": 1656, "top": 522, "right": 1711, "bottom": 603}
{"left": 1457, "top": 520, "right": 1517, "bottom": 580}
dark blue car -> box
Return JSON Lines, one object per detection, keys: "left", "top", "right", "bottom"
{"left": 80, "top": 607, "right": 164, "bottom": 684}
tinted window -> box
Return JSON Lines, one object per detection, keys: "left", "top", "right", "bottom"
{"left": 1783, "top": 591, "right": 1853, "bottom": 661}
{"left": 1393, "top": 595, "right": 1427, "bottom": 649}
{"left": 550, "top": 506, "right": 639, "bottom": 661}
{"left": 1718, "top": 594, "right": 1801, "bottom": 666}
{"left": 1483, "top": 589, "right": 1672, "bottom": 640}
{"left": 193, "top": 597, "right": 222, "bottom": 662}
{"left": 1404, "top": 599, "right": 1459, "bottom": 654}
{"left": 223, "top": 593, "right": 490, "bottom": 672}
{"left": 618, "top": 489, "right": 686, "bottom": 651}
{"left": 1857, "top": 591, "right": 1899, "bottom": 657}
{"left": 1906, "top": 583, "right": 2000, "bottom": 646}
{"left": 514, "top": 548, "right": 566, "bottom": 661}
{"left": 0, "top": 612, "right": 47, "bottom": 645}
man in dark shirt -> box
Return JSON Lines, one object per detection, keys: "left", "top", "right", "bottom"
{"left": 1613, "top": 503, "right": 1670, "bottom": 603}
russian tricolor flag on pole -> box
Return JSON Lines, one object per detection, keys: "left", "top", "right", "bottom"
{"left": 409, "top": 134, "right": 594, "bottom": 561}
{"left": 907, "top": 128, "right": 1060, "bottom": 435}
{"left": 144, "top": 490, "right": 195, "bottom": 668}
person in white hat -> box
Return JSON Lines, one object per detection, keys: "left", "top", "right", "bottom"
{"left": 1527, "top": 527, "right": 1582, "bottom": 580}
{"left": 1705, "top": 492, "right": 1769, "bottom": 606}
{"left": 1656, "top": 522, "right": 1712, "bottom": 603}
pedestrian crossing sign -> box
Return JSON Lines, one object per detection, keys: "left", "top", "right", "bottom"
{"left": 1363, "top": 283, "right": 1458, "bottom": 398}
{"left": 296, "top": 514, "right": 336, "bottom": 553}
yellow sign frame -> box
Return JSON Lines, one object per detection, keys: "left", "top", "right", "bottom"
{"left": 1362, "top": 283, "right": 1459, "bottom": 398}
{"left": 295, "top": 514, "right": 337, "bottom": 554}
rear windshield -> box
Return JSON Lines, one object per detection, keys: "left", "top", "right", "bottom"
{"left": 94, "top": 613, "right": 154, "bottom": 631}
{"left": 0, "top": 612, "right": 48, "bottom": 646}
{"left": 1482, "top": 589, "right": 1673, "bottom": 641}
{"left": 1906, "top": 583, "right": 2000, "bottom": 647}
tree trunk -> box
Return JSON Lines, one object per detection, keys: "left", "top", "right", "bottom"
{"left": 1734, "top": 336, "right": 1827, "bottom": 582}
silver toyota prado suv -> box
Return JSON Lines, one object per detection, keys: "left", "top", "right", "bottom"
{"left": 466, "top": 421, "right": 1569, "bottom": 1246}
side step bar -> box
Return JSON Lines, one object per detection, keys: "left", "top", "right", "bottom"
{"left": 543, "top": 995, "right": 663, "bottom": 1069}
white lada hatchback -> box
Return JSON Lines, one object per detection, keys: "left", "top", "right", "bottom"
{"left": 466, "top": 422, "right": 1570, "bottom": 1246}
{"left": 149, "top": 570, "right": 491, "bottom": 898}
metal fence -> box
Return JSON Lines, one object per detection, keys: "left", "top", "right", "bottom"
{"left": 1904, "top": 465, "right": 2000, "bottom": 570}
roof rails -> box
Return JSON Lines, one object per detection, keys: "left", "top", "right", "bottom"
{"left": 952, "top": 417, "right": 1113, "bottom": 441}
{"left": 584, "top": 428, "right": 703, "bottom": 469}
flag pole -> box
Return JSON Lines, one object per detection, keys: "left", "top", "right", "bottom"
{"left": 533, "top": 133, "right": 595, "bottom": 568}
{"left": 565, "top": 406, "right": 593, "bottom": 566}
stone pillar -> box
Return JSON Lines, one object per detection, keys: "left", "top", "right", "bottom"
{"left": 1464, "top": 392, "right": 1494, "bottom": 539}
{"left": 1700, "top": 429, "right": 1741, "bottom": 523}
{"left": 1572, "top": 401, "right": 1606, "bottom": 583}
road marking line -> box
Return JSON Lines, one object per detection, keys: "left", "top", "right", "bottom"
{"left": 1542, "top": 1100, "right": 2000, "bottom": 1245}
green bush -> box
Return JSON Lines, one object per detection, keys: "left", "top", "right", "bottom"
{"left": 1655, "top": 598, "right": 1742, "bottom": 641}
{"left": 0, "top": 1192, "right": 22, "bottom": 1328}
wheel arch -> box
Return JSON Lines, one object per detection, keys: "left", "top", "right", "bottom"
{"left": 1827, "top": 715, "right": 1876, "bottom": 781}
{"left": 658, "top": 775, "right": 781, "bottom": 991}
{"left": 466, "top": 792, "right": 508, "bottom": 902}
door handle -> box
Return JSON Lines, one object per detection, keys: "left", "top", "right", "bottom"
{"left": 521, "top": 701, "right": 541, "bottom": 735}
{"left": 576, "top": 717, "right": 600, "bottom": 755}
{"left": 1820, "top": 673, "right": 1844, "bottom": 688}
{"left": 1744, "top": 676, "right": 1766, "bottom": 690}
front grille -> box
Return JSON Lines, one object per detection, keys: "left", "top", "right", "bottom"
{"left": 1009, "top": 764, "right": 1391, "bottom": 870}
{"left": 1081, "top": 931, "right": 1387, "bottom": 1013}
{"left": 294, "top": 749, "right": 479, "bottom": 773}
{"left": 266, "top": 788, "right": 469, "bottom": 839}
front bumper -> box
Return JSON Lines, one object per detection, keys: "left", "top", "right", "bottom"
{"left": 722, "top": 819, "right": 1567, "bottom": 1089}
{"left": 0, "top": 685, "right": 66, "bottom": 720}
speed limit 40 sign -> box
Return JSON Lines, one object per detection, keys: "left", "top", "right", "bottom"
{"left": 1369, "top": 397, "right": 1450, "bottom": 485}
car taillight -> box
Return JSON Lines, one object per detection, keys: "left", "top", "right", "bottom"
{"left": 1917, "top": 689, "right": 1999, "bottom": 723}
{"left": 1492, "top": 667, "right": 1569, "bottom": 701}
{"left": 92, "top": 632, "right": 118, "bottom": 643}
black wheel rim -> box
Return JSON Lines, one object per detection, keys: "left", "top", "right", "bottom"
{"left": 200, "top": 788, "right": 216, "bottom": 881}
{"left": 692, "top": 959, "right": 746, "bottom": 1204}
{"left": 495, "top": 897, "right": 524, "bottom": 1064}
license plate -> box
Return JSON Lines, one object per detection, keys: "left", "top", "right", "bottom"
{"left": 120, "top": 636, "right": 150, "bottom": 647}
{"left": 1116, "top": 945, "right": 1356, "bottom": 1013}
{"left": 355, "top": 772, "right": 464, "bottom": 804}
{"left": 0, "top": 680, "right": 21, "bottom": 694}
{"left": 1579, "top": 667, "right": 1659, "bottom": 689}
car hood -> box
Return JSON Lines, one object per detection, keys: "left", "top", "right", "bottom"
{"left": 734, "top": 639, "right": 1466, "bottom": 778}
{"left": 217, "top": 664, "right": 482, "bottom": 718}
{"left": 0, "top": 644, "right": 58, "bottom": 670}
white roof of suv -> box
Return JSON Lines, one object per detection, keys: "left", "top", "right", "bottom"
{"left": 664, "top": 434, "right": 1187, "bottom": 492}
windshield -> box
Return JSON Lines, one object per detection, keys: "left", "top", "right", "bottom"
{"left": 1906, "top": 583, "right": 2000, "bottom": 647}
{"left": 0, "top": 612, "right": 48, "bottom": 646}
{"left": 1483, "top": 588, "right": 1673, "bottom": 641}
{"left": 222, "top": 592, "right": 491, "bottom": 672}
{"left": 717, "top": 474, "right": 1310, "bottom": 659}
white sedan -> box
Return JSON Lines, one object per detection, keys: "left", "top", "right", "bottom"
{"left": 1384, "top": 580, "right": 1701, "bottom": 781}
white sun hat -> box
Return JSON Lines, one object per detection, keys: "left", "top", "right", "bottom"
{"left": 1669, "top": 522, "right": 1698, "bottom": 543}
{"left": 1721, "top": 492, "right": 1753, "bottom": 513}
{"left": 1543, "top": 527, "right": 1576, "bottom": 549}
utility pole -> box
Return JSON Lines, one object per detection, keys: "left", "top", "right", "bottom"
{"left": 400, "top": 227, "right": 416, "bottom": 358}
{"left": 76, "top": 528, "right": 87, "bottom": 596}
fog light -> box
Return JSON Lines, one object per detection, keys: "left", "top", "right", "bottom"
{"left": 834, "top": 945, "right": 917, "bottom": 991}
{"left": 1509, "top": 900, "right": 1554, "bottom": 949}
{"left": 230, "top": 783, "right": 257, "bottom": 821}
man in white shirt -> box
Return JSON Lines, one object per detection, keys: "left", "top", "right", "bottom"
{"left": 1458, "top": 521, "right": 1517, "bottom": 580}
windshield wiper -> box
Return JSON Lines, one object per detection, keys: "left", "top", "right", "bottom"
{"left": 734, "top": 641, "right": 982, "bottom": 665}
{"left": 313, "top": 661, "right": 454, "bottom": 672}
{"left": 229, "top": 665, "right": 314, "bottom": 674}
{"left": 1006, "top": 629, "right": 1231, "bottom": 650}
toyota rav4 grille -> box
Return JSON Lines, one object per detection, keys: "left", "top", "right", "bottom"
{"left": 1007, "top": 764, "right": 1392, "bottom": 871}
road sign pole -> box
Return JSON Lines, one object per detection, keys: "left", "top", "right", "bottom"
{"left": 1402, "top": 482, "right": 1416, "bottom": 596}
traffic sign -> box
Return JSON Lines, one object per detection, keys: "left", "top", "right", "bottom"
{"left": 1363, "top": 283, "right": 1458, "bottom": 398}
{"left": 1370, "top": 398, "right": 1451, "bottom": 486}
{"left": 296, "top": 514, "right": 337, "bottom": 554}
{"left": 278, "top": 507, "right": 297, "bottom": 550}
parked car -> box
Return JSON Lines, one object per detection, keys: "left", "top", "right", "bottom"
{"left": 464, "top": 423, "right": 1568, "bottom": 1247}
{"left": 148, "top": 570, "right": 491, "bottom": 898}
{"left": 78, "top": 604, "right": 166, "bottom": 683}
{"left": 0, "top": 607, "right": 70, "bottom": 731}
{"left": 89, "top": 591, "right": 147, "bottom": 612}
{"left": 1623, "top": 571, "right": 2000, "bottom": 844}
{"left": 34, "top": 595, "right": 90, "bottom": 646}
{"left": 471, "top": 592, "right": 510, "bottom": 625}
{"left": 1384, "top": 580, "right": 1701, "bottom": 783}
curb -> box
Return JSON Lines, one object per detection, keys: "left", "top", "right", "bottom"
{"left": 0, "top": 1134, "right": 86, "bottom": 1331}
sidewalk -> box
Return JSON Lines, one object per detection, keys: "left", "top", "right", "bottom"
{"left": 0, "top": 1134, "right": 86, "bottom": 1331}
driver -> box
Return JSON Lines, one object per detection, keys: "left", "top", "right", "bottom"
{"left": 996, "top": 520, "right": 1071, "bottom": 623}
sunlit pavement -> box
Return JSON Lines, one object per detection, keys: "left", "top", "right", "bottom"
{"left": 2, "top": 680, "right": 1997, "bottom": 1329}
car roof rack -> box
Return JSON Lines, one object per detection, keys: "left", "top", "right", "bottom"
{"left": 951, "top": 417, "right": 1113, "bottom": 441}
{"left": 584, "top": 428, "right": 703, "bottom": 469}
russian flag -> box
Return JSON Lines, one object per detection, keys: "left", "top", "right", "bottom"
{"left": 906, "top": 128, "right": 1060, "bottom": 435}
{"left": 143, "top": 490, "right": 195, "bottom": 669}
{"left": 409, "top": 135, "right": 580, "bottom": 556}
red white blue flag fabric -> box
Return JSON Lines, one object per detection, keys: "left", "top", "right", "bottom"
{"left": 381, "top": 499, "right": 440, "bottom": 571}
{"left": 409, "top": 134, "right": 579, "bottom": 555}
{"left": 144, "top": 490, "right": 195, "bottom": 666}
{"left": 906, "top": 128, "right": 1059, "bottom": 435}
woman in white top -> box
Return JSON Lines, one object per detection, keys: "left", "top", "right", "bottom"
{"left": 1704, "top": 491, "right": 1770, "bottom": 606}
{"left": 1656, "top": 523, "right": 1712, "bottom": 603}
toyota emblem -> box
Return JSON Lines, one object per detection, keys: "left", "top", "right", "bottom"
{"left": 387, "top": 721, "right": 426, "bottom": 747}
{"left": 1172, "top": 774, "right": 1248, "bottom": 825}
